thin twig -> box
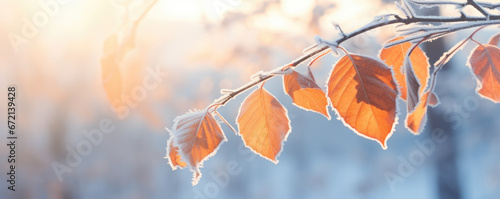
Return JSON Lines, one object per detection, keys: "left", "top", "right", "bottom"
{"left": 130, "top": 0, "right": 160, "bottom": 45}
{"left": 410, "top": 0, "right": 465, "bottom": 7}
{"left": 467, "top": 0, "right": 490, "bottom": 18}
{"left": 387, "top": 19, "right": 500, "bottom": 47}
{"left": 214, "top": 110, "right": 237, "bottom": 135}
{"left": 428, "top": 27, "right": 486, "bottom": 95}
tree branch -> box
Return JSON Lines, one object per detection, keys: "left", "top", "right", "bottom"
{"left": 212, "top": 13, "right": 500, "bottom": 107}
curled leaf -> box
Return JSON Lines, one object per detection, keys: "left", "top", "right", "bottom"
{"left": 167, "top": 138, "right": 187, "bottom": 170}
{"left": 283, "top": 69, "right": 330, "bottom": 119}
{"left": 237, "top": 87, "right": 291, "bottom": 163}
{"left": 467, "top": 44, "right": 500, "bottom": 103}
{"left": 169, "top": 109, "right": 226, "bottom": 185}
{"left": 327, "top": 54, "right": 398, "bottom": 149}
{"left": 379, "top": 37, "right": 430, "bottom": 101}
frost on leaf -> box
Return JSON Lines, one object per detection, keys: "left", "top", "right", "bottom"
{"left": 283, "top": 69, "right": 331, "bottom": 119}
{"left": 468, "top": 44, "right": 500, "bottom": 103}
{"left": 169, "top": 110, "right": 226, "bottom": 185}
{"left": 406, "top": 91, "right": 433, "bottom": 135}
{"left": 167, "top": 138, "right": 186, "bottom": 170}
{"left": 236, "top": 87, "right": 291, "bottom": 163}
{"left": 327, "top": 54, "right": 398, "bottom": 149}
{"left": 379, "top": 37, "right": 430, "bottom": 101}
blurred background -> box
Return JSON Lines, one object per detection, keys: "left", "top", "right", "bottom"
{"left": 1, "top": 0, "right": 500, "bottom": 198}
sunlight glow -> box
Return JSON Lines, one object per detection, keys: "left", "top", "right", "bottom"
{"left": 152, "top": 0, "right": 202, "bottom": 22}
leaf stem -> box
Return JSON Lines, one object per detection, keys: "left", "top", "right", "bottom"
{"left": 428, "top": 26, "right": 486, "bottom": 95}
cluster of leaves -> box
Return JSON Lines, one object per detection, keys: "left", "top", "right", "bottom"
{"left": 166, "top": 28, "right": 500, "bottom": 184}
{"left": 90, "top": 0, "right": 498, "bottom": 186}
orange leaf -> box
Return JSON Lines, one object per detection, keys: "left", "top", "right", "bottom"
{"left": 379, "top": 37, "right": 430, "bottom": 100}
{"left": 169, "top": 110, "right": 226, "bottom": 185}
{"left": 237, "top": 87, "right": 291, "bottom": 163}
{"left": 283, "top": 69, "right": 331, "bottom": 119}
{"left": 327, "top": 54, "right": 398, "bottom": 149}
{"left": 489, "top": 33, "right": 500, "bottom": 46}
{"left": 406, "top": 91, "right": 432, "bottom": 135}
{"left": 468, "top": 44, "right": 500, "bottom": 103}
{"left": 101, "top": 34, "right": 123, "bottom": 109}
{"left": 167, "top": 138, "right": 187, "bottom": 170}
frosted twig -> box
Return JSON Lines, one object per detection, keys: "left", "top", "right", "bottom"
{"left": 334, "top": 24, "right": 347, "bottom": 37}
{"left": 220, "top": 89, "right": 234, "bottom": 95}
{"left": 269, "top": 67, "right": 293, "bottom": 76}
{"left": 411, "top": 0, "right": 499, "bottom": 15}
{"left": 386, "top": 19, "right": 500, "bottom": 47}
{"left": 395, "top": 1, "right": 411, "bottom": 18}
{"left": 250, "top": 71, "right": 268, "bottom": 81}
{"left": 303, "top": 44, "right": 319, "bottom": 54}
{"left": 410, "top": 0, "right": 466, "bottom": 7}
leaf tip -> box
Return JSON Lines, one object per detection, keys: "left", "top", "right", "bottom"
{"left": 191, "top": 170, "right": 202, "bottom": 186}
{"left": 428, "top": 92, "right": 440, "bottom": 107}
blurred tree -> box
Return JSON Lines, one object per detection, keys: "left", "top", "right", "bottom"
{"left": 420, "top": 7, "right": 462, "bottom": 199}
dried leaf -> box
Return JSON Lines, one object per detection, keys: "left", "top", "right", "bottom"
{"left": 379, "top": 37, "right": 430, "bottom": 100}
{"left": 167, "top": 138, "right": 187, "bottom": 170}
{"left": 283, "top": 69, "right": 330, "bottom": 119}
{"left": 327, "top": 54, "right": 398, "bottom": 149}
{"left": 237, "top": 87, "right": 291, "bottom": 163}
{"left": 169, "top": 110, "right": 226, "bottom": 185}
{"left": 468, "top": 44, "right": 500, "bottom": 103}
